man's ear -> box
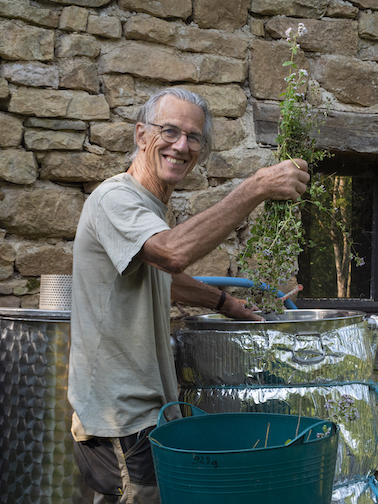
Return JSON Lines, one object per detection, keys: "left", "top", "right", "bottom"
{"left": 135, "top": 122, "right": 148, "bottom": 150}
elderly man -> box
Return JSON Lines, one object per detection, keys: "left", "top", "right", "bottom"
{"left": 68, "top": 87, "right": 309, "bottom": 504}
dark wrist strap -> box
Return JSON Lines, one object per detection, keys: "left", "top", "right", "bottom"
{"left": 215, "top": 291, "right": 226, "bottom": 311}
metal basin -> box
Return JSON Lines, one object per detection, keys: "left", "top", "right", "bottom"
{"left": 174, "top": 309, "right": 377, "bottom": 387}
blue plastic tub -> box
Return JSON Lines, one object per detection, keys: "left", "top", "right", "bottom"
{"left": 149, "top": 402, "right": 339, "bottom": 504}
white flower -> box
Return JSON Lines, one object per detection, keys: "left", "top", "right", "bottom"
{"left": 298, "top": 23, "right": 308, "bottom": 36}
{"left": 299, "top": 69, "right": 308, "bottom": 77}
{"left": 285, "top": 27, "right": 293, "bottom": 38}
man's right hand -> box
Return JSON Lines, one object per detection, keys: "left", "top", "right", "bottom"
{"left": 254, "top": 158, "right": 310, "bottom": 202}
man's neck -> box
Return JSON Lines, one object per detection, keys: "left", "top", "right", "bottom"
{"left": 128, "top": 158, "right": 173, "bottom": 204}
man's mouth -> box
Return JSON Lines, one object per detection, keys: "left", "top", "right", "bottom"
{"left": 165, "top": 156, "right": 185, "bottom": 165}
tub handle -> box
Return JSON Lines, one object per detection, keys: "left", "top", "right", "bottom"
{"left": 157, "top": 401, "right": 207, "bottom": 427}
{"left": 291, "top": 332, "right": 325, "bottom": 365}
{"left": 289, "top": 420, "right": 337, "bottom": 446}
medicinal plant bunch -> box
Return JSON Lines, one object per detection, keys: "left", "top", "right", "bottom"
{"left": 239, "top": 23, "right": 332, "bottom": 313}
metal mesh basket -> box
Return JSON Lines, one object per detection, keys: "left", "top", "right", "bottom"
{"left": 39, "top": 274, "right": 72, "bottom": 311}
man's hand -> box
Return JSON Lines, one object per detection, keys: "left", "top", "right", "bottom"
{"left": 219, "top": 295, "right": 265, "bottom": 322}
{"left": 254, "top": 158, "right": 309, "bottom": 202}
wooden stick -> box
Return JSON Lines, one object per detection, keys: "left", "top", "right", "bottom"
{"left": 265, "top": 423, "right": 270, "bottom": 448}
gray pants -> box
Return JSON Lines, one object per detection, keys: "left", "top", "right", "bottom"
{"left": 74, "top": 427, "right": 160, "bottom": 504}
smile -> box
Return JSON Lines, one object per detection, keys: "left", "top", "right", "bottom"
{"left": 165, "top": 156, "right": 185, "bottom": 165}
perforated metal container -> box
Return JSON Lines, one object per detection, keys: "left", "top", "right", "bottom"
{"left": 39, "top": 275, "right": 72, "bottom": 311}
{"left": 0, "top": 308, "right": 92, "bottom": 504}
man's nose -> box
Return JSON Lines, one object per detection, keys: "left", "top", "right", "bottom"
{"left": 172, "top": 132, "right": 190, "bottom": 151}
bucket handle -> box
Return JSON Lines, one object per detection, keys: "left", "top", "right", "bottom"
{"left": 157, "top": 401, "right": 208, "bottom": 427}
{"left": 288, "top": 419, "right": 337, "bottom": 447}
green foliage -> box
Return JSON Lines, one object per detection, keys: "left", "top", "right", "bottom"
{"left": 238, "top": 23, "right": 359, "bottom": 313}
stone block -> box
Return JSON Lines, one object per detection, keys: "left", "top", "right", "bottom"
{"left": 1, "top": 62, "right": 59, "bottom": 88}
{"left": 59, "top": 58, "right": 99, "bottom": 93}
{"left": 252, "top": 101, "right": 378, "bottom": 154}
{"left": 24, "top": 118, "right": 87, "bottom": 131}
{"left": 184, "top": 248, "right": 231, "bottom": 278}
{"left": 118, "top": 0, "right": 192, "bottom": 19}
{"left": 51, "top": 0, "right": 112, "bottom": 6}
{"left": 213, "top": 118, "right": 245, "bottom": 151}
{"left": 359, "top": 43, "right": 378, "bottom": 61}
{"left": 250, "top": 0, "right": 329, "bottom": 18}
{"left": 89, "top": 122, "right": 134, "bottom": 152}
{"left": 198, "top": 54, "right": 248, "bottom": 84}
{"left": 0, "top": 149, "right": 38, "bottom": 185}
{"left": 352, "top": 0, "right": 378, "bottom": 8}
{"left": 175, "top": 166, "right": 208, "bottom": 191}
{"left": 15, "top": 241, "right": 73, "bottom": 276}
{"left": 124, "top": 16, "right": 249, "bottom": 59}
{"left": 9, "top": 87, "right": 72, "bottom": 117}
{"left": 326, "top": 0, "right": 359, "bottom": 18}
{"left": 0, "top": 113, "right": 23, "bottom": 147}
{"left": 41, "top": 151, "right": 125, "bottom": 182}
{"left": 188, "top": 181, "right": 238, "bottom": 215}
{"left": 0, "top": 240, "right": 15, "bottom": 280}
{"left": 9, "top": 87, "right": 110, "bottom": 119}
{"left": 249, "top": 39, "right": 310, "bottom": 100}
{"left": 59, "top": 6, "right": 89, "bottom": 32}
{"left": 0, "top": 295, "right": 21, "bottom": 308}
{"left": 359, "top": 11, "right": 378, "bottom": 41}
{"left": 24, "top": 129, "right": 86, "bottom": 151}
{"left": 0, "top": 0, "right": 59, "bottom": 28}
{"left": 87, "top": 14, "right": 122, "bottom": 39}
{"left": 313, "top": 55, "right": 378, "bottom": 107}
{"left": 180, "top": 84, "right": 247, "bottom": 117}
{"left": 193, "top": 0, "right": 250, "bottom": 31}
{"left": 0, "top": 19, "right": 54, "bottom": 61}
{"left": 56, "top": 33, "right": 101, "bottom": 58}
{"left": 66, "top": 92, "right": 110, "bottom": 120}
{"left": 102, "top": 74, "right": 135, "bottom": 108}
{"left": 98, "top": 41, "right": 198, "bottom": 82}
{"left": 206, "top": 148, "right": 276, "bottom": 178}
{"left": 265, "top": 17, "right": 358, "bottom": 55}
{"left": 0, "top": 181, "right": 85, "bottom": 239}
{"left": 0, "top": 77, "right": 8, "bottom": 99}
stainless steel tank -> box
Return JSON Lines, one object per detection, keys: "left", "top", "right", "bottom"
{"left": 0, "top": 308, "right": 93, "bottom": 504}
{"left": 173, "top": 310, "right": 378, "bottom": 493}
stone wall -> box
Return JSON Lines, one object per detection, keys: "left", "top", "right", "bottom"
{"left": 0, "top": 0, "right": 377, "bottom": 308}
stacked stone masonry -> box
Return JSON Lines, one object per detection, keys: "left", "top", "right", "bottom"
{"left": 0, "top": 0, "right": 377, "bottom": 308}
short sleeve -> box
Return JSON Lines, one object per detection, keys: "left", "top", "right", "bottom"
{"left": 95, "top": 186, "right": 170, "bottom": 275}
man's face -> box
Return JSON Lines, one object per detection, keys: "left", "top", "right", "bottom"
{"left": 139, "top": 95, "right": 205, "bottom": 190}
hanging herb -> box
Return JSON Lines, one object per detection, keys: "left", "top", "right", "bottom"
{"left": 238, "top": 23, "right": 362, "bottom": 314}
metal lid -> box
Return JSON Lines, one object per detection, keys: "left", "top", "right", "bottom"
{"left": 0, "top": 308, "right": 71, "bottom": 322}
{"left": 182, "top": 309, "right": 366, "bottom": 332}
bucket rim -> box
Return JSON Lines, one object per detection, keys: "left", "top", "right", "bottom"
{"left": 149, "top": 411, "right": 338, "bottom": 455}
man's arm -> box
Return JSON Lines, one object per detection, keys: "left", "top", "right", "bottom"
{"left": 171, "top": 272, "right": 264, "bottom": 321}
{"left": 138, "top": 159, "right": 309, "bottom": 274}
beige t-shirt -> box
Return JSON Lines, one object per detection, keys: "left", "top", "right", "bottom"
{"left": 68, "top": 173, "right": 180, "bottom": 437}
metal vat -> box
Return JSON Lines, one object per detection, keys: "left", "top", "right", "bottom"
{"left": 174, "top": 310, "right": 378, "bottom": 386}
{"left": 0, "top": 308, "right": 92, "bottom": 504}
{"left": 173, "top": 310, "right": 378, "bottom": 494}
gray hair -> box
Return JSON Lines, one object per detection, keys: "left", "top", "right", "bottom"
{"left": 128, "top": 87, "right": 213, "bottom": 165}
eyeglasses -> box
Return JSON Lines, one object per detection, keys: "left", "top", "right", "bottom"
{"left": 149, "top": 123, "right": 206, "bottom": 151}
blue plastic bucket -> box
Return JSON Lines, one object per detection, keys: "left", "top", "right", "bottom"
{"left": 149, "top": 402, "right": 339, "bottom": 504}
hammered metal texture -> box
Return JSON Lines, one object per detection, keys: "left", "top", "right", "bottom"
{"left": 174, "top": 316, "right": 377, "bottom": 386}
{"left": 0, "top": 316, "right": 93, "bottom": 504}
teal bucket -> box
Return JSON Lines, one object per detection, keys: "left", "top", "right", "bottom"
{"left": 149, "top": 402, "right": 339, "bottom": 504}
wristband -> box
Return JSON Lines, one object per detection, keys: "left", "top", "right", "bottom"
{"left": 215, "top": 291, "right": 226, "bottom": 311}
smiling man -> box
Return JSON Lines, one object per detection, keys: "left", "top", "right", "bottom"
{"left": 68, "top": 88, "right": 309, "bottom": 504}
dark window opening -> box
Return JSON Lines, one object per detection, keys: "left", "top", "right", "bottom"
{"left": 296, "top": 152, "right": 378, "bottom": 314}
